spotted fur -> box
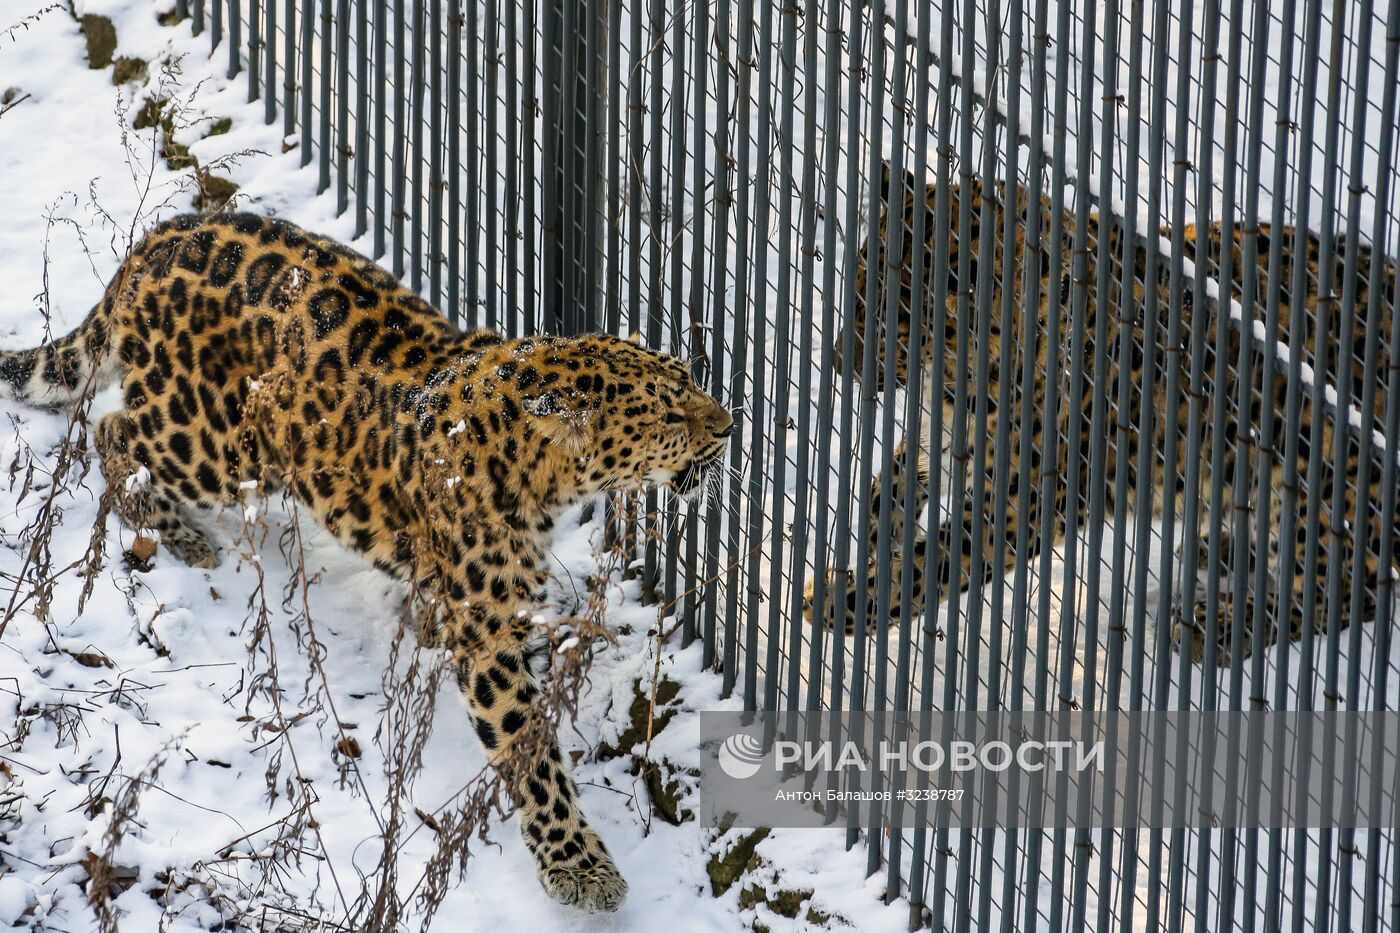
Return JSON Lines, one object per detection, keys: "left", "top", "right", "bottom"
{"left": 810, "top": 167, "right": 1398, "bottom": 666}
{"left": 3, "top": 212, "right": 733, "bottom": 911}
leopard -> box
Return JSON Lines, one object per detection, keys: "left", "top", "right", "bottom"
{"left": 0, "top": 212, "right": 733, "bottom": 912}
{"left": 808, "top": 163, "right": 1398, "bottom": 667}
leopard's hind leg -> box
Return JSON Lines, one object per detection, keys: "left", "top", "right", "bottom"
{"left": 96, "top": 411, "right": 219, "bottom": 568}
{"left": 1173, "top": 471, "right": 1394, "bottom": 668}
{"left": 1171, "top": 524, "right": 1287, "bottom": 666}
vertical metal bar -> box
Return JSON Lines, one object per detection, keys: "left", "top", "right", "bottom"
{"left": 1110, "top": 0, "right": 1158, "bottom": 922}
{"left": 1077, "top": 2, "right": 1127, "bottom": 929}
{"left": 926, "top": 0, "right": 963, "bottom": 914}
{"left": 642, "top": 0, "right": 665, "bottom": 593}
{"left": 520, "top": 0, "right": 537, "bottom": 337}
{"left": 635, "top": 0, "right": 664, "bottom": 593}
{"left": 478, "top": 0, "right": 496, "bottom": 327}
{"left": 890, "top": 16, "right": 935, "bottom": 913}
{"left": 247, "top": 0, "right": 261, "bottom": 102}
{"left": 1004, "top": 0, "right": 1057, "bottom": 922}
{"left": 888, "top": 4, "right": 935, "bottom": 908}
{"left": 1016, "top": 0, "right": 1081, "bottom": 921}
{"left": 299, "top": 0, "right": 314, "bottom": 168}
{"left": 737, "top": 0, "right": 777, "bottom": 714}
{"left": 1044, "top": 0, "right": 1106, "bottom": 921}
{"left": 818, "top": 0, "right": 869, "bottom": 833}
{"left": 971, "top": 0, "right": 1027, "bottom": 919}
{"left": 193, "top": 0, "right": 205, "bottom": 37}
{"left": 841, "top": 3, "right": 889, "bottom": 851}
{"left": 212, "top": 0, "right": 223, "bottom": 53}
{"left": 409, "top": 0, "right": 426, "bottom": 291}
{"left": 983, "top": 0, "right": 1029, "bottom": 925}
{"left": 710, "top": 0, "right": 738, "bottom": 685}
{"left": 263, "top": 0, "right": 276, "bottom": 124}
{"left": 785, "top": 0, "right": 826, "bottom": 704}
{"left": 1237, "top": 0, "right": 1282, "bottom": 706}
{"left": 1065, "top": 0, "right": 1118, "bottom": 926}
{"left": 798, "top": 0, "right": 852, "bottom": 728}
{"left": 503, "top": 0, "right": 521, "bottom": 331}
{"left": 1150, "top": 0, "right": 1200, "bottom": 926}
{"left": 392, "top": 0, "right": 409, "bottom": 276}
{"left": 764, "top": 0, "right": 800, "bottom": 716}
{"left": 335, "top": 0, "right": 351, "bottom": 216}
{"left": 229, "top": 0, "right": 242, "bottom": 78}
{"left": 446, "top": 4, "right": 463, "bottom": 323}
{"left": 1361, "top": 10, "right": 1400, "bottom": 926}
{"left": 620, "top": 0, "right": 645, "bottom": 599}
{"left": 373, "top": 0, "right": 387, "bottom": 257}
{"left": 1241, "top": 0, "right": 1303, "bottom": 923}
{"left": 603, "top": 0, "right": 623, "bottom": 336}
{"left": 560, "top": 0, "right": 579, "bottom": 337}
{"left": 682, "top": 0, "right": 711, "bottom": 652}
{"left": 282, "top": 0, "right": 297, "bottom": 139}
{"left": 426, "top": 0, "right": 442, "bottom": 306}
{"left": 663, "top": 0, "right": 688, "bottom": 614}
{"left": 716, "top": 0, "right": 749, "bottom": 699}
{"left": 1127, "top": 0, "right": 1185, "bottom": 922}
{"left": 318, "top": 0, "right": 333, "bottom": 193}
{"left": 866, "top": 13, "right": 915, "bottom": 880}
{"left": 248, "top": 0, "right": 261, "bottom": 102}
{"left": 354, "top": 0, "right": 370, "bottom": 238}
{"left": 583, "top": 0, "right": 604, "bottom": 336}
{"left": 1329, "top": 21, "right": 1380, "bottom": 933}
{"left": 665, "top": 0, "right": 688, "bottom": 594}
{"left": 540, "top": 0, "right": 562, "bottom": 333}
{"left": 567, "top": 0, "right": 585, "bottom": 336}
{"left": 1264, "top": 0, "right": 1326, "bottom": 924}
{"left": 1290, "top": 1, "right": 1348, "bottom": 925}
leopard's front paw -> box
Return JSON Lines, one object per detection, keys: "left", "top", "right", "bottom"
{"left": 802, "top": 570, "right": 849, "bottom": 632}
{"left": 1172, "top": 596, "right": 1275, "bottom": 668}
{"left": 162, "top": 526, "right": 219, "bottom": 568}
{"left": 803, "top": 558, "right": 919, "bottom": 636}
{"left": 1171, "top": 614, "right": 1212, "bottom": 666}
{"left": 537, "top": 855, "right": 628, "bottom": 913}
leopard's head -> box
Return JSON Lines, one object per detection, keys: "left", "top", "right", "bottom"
{"left": 516, "top": 334, "right": 733, "bottom": 502}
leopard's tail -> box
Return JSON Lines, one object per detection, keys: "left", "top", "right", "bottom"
{"left": 0, "top": 301, "right": 121, "bottom": 410}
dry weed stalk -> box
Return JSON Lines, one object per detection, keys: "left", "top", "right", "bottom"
{"left": 0, "top": 4, "right": 62, "bottom": 50}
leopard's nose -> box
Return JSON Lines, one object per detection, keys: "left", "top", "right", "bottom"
{"left": 713, "top": 408, "right": 734, "bottom": 437}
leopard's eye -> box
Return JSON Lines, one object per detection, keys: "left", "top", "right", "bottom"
{"left": 664, "top": 412, "right": 686, "bottom": 425}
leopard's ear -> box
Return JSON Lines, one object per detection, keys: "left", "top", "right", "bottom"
{"left": 524, "top": 392, "right": 596, "bottom": 454}
{"left": 625, "top": 332, "right": 643, "bottom": 345}
{"left": 878, "top": 159, "right": 919, "bottom": 204}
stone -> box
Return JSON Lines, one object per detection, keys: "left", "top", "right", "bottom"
{"left": 79, "top": 15, "right": 117, "bottom": 70}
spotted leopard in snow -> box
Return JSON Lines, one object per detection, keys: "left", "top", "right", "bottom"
{"left": 0, "top": 212, "right": 733, "bottom": 912}
{"left": 809, "top": 165, "right": 1398, "bottom": 666}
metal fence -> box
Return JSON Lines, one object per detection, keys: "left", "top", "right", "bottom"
{"left": 179, "top": 0, "right": 1400, "bottom": 928}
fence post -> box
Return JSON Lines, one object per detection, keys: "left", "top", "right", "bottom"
{"left": 541, "top": 0, "right": 605, "bottom": 336}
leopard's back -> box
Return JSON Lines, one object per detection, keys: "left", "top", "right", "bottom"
{"left": 85, "top": 212, "right": 492, "bottom": 572}
{"left": 819, "top": 169, "right": 1398, "bottom": 665}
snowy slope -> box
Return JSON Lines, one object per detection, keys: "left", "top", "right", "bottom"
{"left": 0, "top": 3, "right": 911, "bottom": 930}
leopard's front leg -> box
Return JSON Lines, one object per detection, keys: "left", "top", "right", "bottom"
{"left": 446, "top": 590, "right": 627, "bottom": 913}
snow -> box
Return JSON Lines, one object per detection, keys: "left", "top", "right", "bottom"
{"left": 0, "top": 3, "right": 912, "bottom": 929}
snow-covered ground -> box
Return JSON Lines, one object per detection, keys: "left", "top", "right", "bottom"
{"left": 0, "top": 3, "right": 914, "bottom": 930}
